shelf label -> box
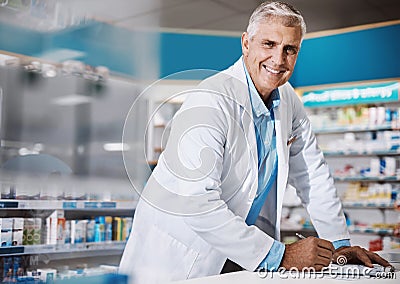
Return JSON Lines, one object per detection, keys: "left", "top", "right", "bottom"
{"left": 84, "top": 202, "right": 116, "bottom": 209}
{"left": 63, "top": 202, "right": 77, "bottom": 209}
{"left": 0, "top": 201, "right": 18, "bottom": 208}
{"left": 101, "top": 202, "right": 116, "bottom": 208}
{"left": 302, "top": 82, "right": 399, "bottom": 107}
{"left": 0, "top": 246, "right": 24, "bottom": 255}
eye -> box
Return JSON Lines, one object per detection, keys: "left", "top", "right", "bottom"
{"left": 262, "top": 41, "right": 275, "bottom": 48}
{"left": 285, "top": 46, "right": 298, "bottom": 55}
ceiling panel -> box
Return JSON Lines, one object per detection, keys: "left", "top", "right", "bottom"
{"left": 116, "top": 0, "right": 240, "bottom": 30}
{"left": 0, "top": 0, "right": 399, "bottom": 33}
{"left": 114, "top": 0, "right": 399, "bottom": 33}
{"left": 199, "top": 12, "right": 251, "bottom": 32}
{"left": 209, "top": 0, "right": 262, "bottom": 13}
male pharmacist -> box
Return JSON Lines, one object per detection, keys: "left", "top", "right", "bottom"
{"left": 120, "top": 1, "right": 391, "bottom": 283}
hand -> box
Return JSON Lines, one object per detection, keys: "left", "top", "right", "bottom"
{"left": 280, "top": 237, "right": 334, "bottom": 271}
{"left": 333, "top": 246, "right": 392, "bottom": 268}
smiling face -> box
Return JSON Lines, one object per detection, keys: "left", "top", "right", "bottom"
{"left": 242, "top": 20, "right": 302, "bottom": 100}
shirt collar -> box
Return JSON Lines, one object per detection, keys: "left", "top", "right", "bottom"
{"left": 242, "top": 60, "right": 280, "bottom": 118}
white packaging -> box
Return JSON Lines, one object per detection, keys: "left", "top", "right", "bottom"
{"left": 384, "top": 157, "right": 396, "bottom": 176}
{"left": 1, "top": 230, "right": 12, "bottom": 246}
{"left": 86, "top": 220, "right": 95, "bottom": 242}
{"left": 12, "top": 218, "right": 24, "bottom": 246}
{"left": 369, "top": 158, "right": 380, "bottom": 176}
{"left": 64, "top": 221, "right": 71, "bottom": 244}
{"left": 377, "top": 106, "right": 386, "bottom": 125}
{"left": 70, "top": 220, "right": 76, "bottom": 244}
{"left": 383, "top": 184, "right": 392, "bottom": 205}
{"left": 368, "top": 107, "right": 377, "bottom": 126}
{"left": 37, "top": 268, "right": 57, "bottom": 283}
{"left": 383, "top": 236, "right": 392, "bottom": 250}
{"left": 13, "top": 218, "right": 24, "bottom": 230}
{"left": 12, "top": 230, "right": 23, "bottom": 246}
{"left": 71, "top": 220, "right": 87, "bottom": 244}
{"left": 45, "top": 210, "right": 64, "bottom": 245}
{"left": 2, "top": 218, "right": 13, "bottom": 230}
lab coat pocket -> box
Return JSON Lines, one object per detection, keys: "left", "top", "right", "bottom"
{"left": 143, "top": 225, "right": 199, "bottom": 281}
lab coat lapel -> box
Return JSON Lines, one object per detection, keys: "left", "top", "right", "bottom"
{"left": 273, "top": 96, "right": 289, "bottom": 240}
{"left": 227, "top": 58, "right": 259, "bottom": 212}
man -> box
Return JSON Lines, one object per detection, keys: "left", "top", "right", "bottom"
{"left": 120, "top": 1, "right": 391, "bottom": 283}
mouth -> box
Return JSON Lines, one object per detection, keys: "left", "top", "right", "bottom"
{"left": 262, "top": 64, "right": 286, "bottom": 75}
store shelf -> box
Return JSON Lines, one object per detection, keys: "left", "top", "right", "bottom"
{"left": 333, "top": 175, "right": 400, "bottom": 182}
{"left": 282, "top": 226, "right": 395, "bottom": 236}
{"left": 0, "top": 242, "right": 126, "bottom": 260}
{"left": 0, "top": 200, "right": 137, "bottom": 210}
{"left": 324, "top": 149, "right": 400, "bottom": 157}
{"left": 313, "top": 124, "right": 394, "bottom": 134}
{"left": 284, "top": 202, "right": 395, "bottom": 210}
{"left": 341, "top": 201, "right": 395, "bottom": 209}
{"left": 348, "top": 225, "right": 394, "bottom": 236}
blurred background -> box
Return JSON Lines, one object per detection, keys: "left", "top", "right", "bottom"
{"left": 0, "top": 0, "right": 399, "bottom": 282}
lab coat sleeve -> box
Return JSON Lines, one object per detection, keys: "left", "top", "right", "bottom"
{"left": 152, "top": 89, "right": 273, "bottom": 272}
{"left": 287, "top": 95, "right": 350, "bottom": 242}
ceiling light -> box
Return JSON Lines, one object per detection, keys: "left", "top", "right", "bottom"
{"left": 103, "top": 143, "right": 130, "bottom": 152}
{"left": 51, "top": 94, "right": 93, "bottom": 106}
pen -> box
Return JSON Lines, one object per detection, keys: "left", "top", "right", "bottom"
{"left": 296, "top": 232, "right": 306, "bottom": 239}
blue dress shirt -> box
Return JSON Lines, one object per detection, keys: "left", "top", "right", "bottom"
{"left": 243, "top": 61, "right": 350, "bottom": 271}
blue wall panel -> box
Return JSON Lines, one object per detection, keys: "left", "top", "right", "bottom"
{"left": 160, "top": 33, "right": 241, "bottom": 79}
{"left": 292, "top": 24, "right": 400, "bottom": 87}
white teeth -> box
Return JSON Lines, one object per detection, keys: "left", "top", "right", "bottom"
{"left": 264, "top": 65, "right": 281, "bottom": 74}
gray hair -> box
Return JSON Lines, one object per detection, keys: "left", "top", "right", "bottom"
{"left": 247, "top": 1, "right": 306, "bottom": 40}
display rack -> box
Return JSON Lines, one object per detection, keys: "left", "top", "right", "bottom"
{"left": 313, "top": 124, "right": 394, "bottom": 134}
{"left": 333, "top": 176, "right": 399, "bottom": 182}
{"left": 0, "top": 200, "right": 137, "bottom": 211}
{"left": 324, "top": 149, "right": 400, "bottom": 157}
{"left": 293, "top": 80, "right": 400, "bottom": 246}
{"left": 0, "top": 242, "right": 126, "bottom": 261}
{"left": 146, "top": 81, "right": 197, "bottom": 166}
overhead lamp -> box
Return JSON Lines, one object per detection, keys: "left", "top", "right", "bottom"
{"left": 103, "top": 143, "right": 130, "bottom": 152}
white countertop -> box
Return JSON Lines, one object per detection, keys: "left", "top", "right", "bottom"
{"left": 175, "top": 270, "right": 399, "bottom": 284}
{"left": 174, "top": 249, "right": 400, "bottom": 283}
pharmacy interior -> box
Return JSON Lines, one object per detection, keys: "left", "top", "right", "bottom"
{"left": 0, "top": 3, "right": 400, "bottom": 284}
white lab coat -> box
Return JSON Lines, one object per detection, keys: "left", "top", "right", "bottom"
{"left": 119, "top": 57, "right": 350, "bottom": 283}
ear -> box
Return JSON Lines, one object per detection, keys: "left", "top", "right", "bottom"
{"left": 241, "top": 32, "right": 249, "bottom": 57}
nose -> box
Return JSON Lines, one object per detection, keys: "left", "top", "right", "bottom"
{"left": 271, "top": 48, "right": 285, "bottom": 65}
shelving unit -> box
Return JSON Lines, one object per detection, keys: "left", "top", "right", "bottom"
{"left": 0, "top": 61, "right": 142, "bottom": 280}
{"left": 0, "top": 199, "right": 135, "bottom": 263}
{"left": 333, "top": 176, "right": 399, "bottom": 182}
{"left": 0, "top": 242, "right": 126, "bottom": 261}
{"left": 324, "top": 149, "right": 400, "bottom": 157}
{"left": 0, "top": 200, "right": 137, "bottom": 211}
{"left": 145, "top": 81, "right": 198, "bottom": 166}
{"left": 284, "top": 202, "right": 396, "bottom": 210}
{"left": 288, "top": 80, "right": 400, "bottom": 248}
{"left": 313, "top": 123, "right": 395, "bottom": 134}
